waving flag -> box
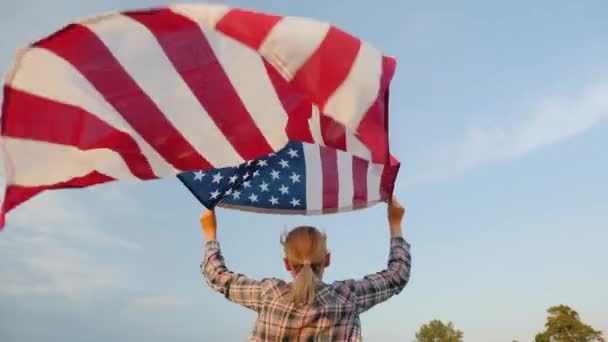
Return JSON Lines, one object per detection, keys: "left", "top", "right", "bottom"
{"left": 178, "top": 141, "right": 399, "bottom": 214}
{"left": 0, "top": 4, "right": 398, "bottom": 228}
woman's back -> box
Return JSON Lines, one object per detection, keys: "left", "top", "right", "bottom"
{"left": 203, "top": 236, "right": 410, "bottom": 341}
{"left": 252, "top": 280, "right": 359, "bottom": 341}
{"left": 199, "top": 199, "right": 410, "bottom": 341}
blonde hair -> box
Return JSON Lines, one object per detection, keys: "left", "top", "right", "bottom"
{"left": 281, "top": 226, "right": 328, "bottom": 305}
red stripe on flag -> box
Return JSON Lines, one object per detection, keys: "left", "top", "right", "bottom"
{"left": 1, "top": 88, "right": 157, "bottom": 180}
{"left": 320, "top": 114, "right": 346, "bottom": 151}
{"left": 126, "top": 9, "right": 274, "bottom": 161}
{"left": 380, "top": 155, "right": 400, "bottom": 201}
{"left": 0, "top": 171, "right": 115, "bottom": 229}
{"left": 319, "top": 146, "right": 339, "bottom": 212}
{"left": 356, "top": 56, "right": 397, "bottom": 164}
{"left": 352, "top": 156, "right": 368, "bottom": 209}
{"left": 215, "top": 9, "right": 281, "bottom": 50}
{"left": 34, "top": 24, "right": 213, "bottom": 171}
{"left": 291, "top": 26, "right": 361, "bottom": 109}
{"left": 262, "top": 61, "right": 314, "bottom": 144}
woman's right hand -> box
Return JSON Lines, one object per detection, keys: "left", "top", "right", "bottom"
{"left": 388, "top": 197, "right": 405, "bottom": 237}
{"left": 200, "top": 210, "right": 217, "bottom": 241}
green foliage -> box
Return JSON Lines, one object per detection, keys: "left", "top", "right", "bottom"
{"left": 535, "top": 305, "right": 606, "bottom": 342}
{"left": 415, "top": 319, "right": 464, "bottom": 342}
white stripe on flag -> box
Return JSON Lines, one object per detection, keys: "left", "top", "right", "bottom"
{"left": 201, "top": 26, "right": 289, "bottom": 152}
{"left": 259, "top": 16, "right": 330, "bottom": 80}
{"left": 367, "top": 163, "right": 384, "bottom": 202}
{"left": 83, "top": 15, "right": 245, "bottom": 167}
{"left": 308, "top": 105, "right": 326, "bottom": 146}
{"left": 169, "top": 4, "right": 231, "bottom": 29}
{"left": 337, "top": 150, "right": 354, "bottom": 209}
{"left": 323, "top": 42, "right": 383, "bottom": 127}
{"left": 8, "top": 47, "right": 173, "bottom": 177}
{"left": 3, "top": 138, "right": 136, "bottom": 186}
{"left": 346, "top": 131, "right": 372, "bottom": 161}
{"left": 302, "top": 143, "right": 322, "bottom": 213}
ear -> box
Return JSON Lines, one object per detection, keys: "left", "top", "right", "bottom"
{"left": 283, "top": 258, "right": 292, "bottom": 271}
{"left": 324, "top": 253, "right": 331, "bottom": 268}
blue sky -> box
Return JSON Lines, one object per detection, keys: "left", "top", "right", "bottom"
{"left": 1, "top": 0, "right": 607, "bottom": 341}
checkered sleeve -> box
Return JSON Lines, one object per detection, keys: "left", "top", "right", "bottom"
{"left": 202, "top": 240, "right": 263, "bottom": 312}
{"left": 351, "top": 237, "right": 411, "bottom": 314}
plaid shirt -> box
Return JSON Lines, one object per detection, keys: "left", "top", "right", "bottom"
{"left": 202, "top": 237, "right": 411, "bottom": 341}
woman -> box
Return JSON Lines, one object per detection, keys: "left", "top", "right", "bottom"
{"left": 200, "top": 199, "right": 411, "bottom": 341}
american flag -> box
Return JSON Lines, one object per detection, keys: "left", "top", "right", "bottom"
{"left": 0, "top": 4, "right": 398, "bottom": 228}
{"left": 178, "top": 141, "right": 399, "bottom": 214}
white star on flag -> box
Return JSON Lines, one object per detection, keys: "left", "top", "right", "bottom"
{"left": 289, "top": 172, "right": 301, "bottom": 184}
{"left": 253, "top": 170, "right": 260, "bottom": 177}
{"left": 232, "top": 190, "right": 241, "bottom": 199}
{"left": 290, "top": 198, "right": 301, "bottom": 207}
{"left": 279, "top": 185, "right": 289, "bottom": 195}
{"left": 229, "top": 175, "right": 238, "bottom": 184}
{"left": 225, "top": 188, "right": 233, "bottom": 196}
{"left": 287, "top": 149, "right": 299, "bottom": 158}
{"left": 248, "top": 193, "right": 258, "bottom": 203}
{"left": 259, "top": 181, "right": 269, "bottom": 192}
{"left": 258, "top": 160, "right": 268, "bottom": 167}
{"left": 212, "top": 172, "right": 224, "bottom": 183}
{"left": 279, "top": 159, "right": 290, "bottom": 168}
{"left": 210, "top": 189, "right": 221, "bottom": 199}
{"left": 194, "top": 171, "right": 205, "bottom": 181}
{"left": 243, "top": 180, "right": 252, "bottom": 188}
{"left": 270, "top": 169, "right": 280, "bottom": 180}
{"left": 269, "top": 196, "right": 279, "bottom": 205}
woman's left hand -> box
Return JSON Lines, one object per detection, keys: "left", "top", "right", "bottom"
{"left": 200, "top": 210, "right": 217, "bottom": 241}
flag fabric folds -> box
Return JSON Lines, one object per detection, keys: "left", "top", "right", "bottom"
{"left": 0, "top": 4, "right": 398, "bottom": 228}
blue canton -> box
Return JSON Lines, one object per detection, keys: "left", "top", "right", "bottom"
{"left": 178, "top": 141, "right": 307, "bottom": 212}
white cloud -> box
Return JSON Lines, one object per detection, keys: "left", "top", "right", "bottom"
{"left": 406, "top": 81, "right": 608, "bottom": 185}
{"left": 0, "top": 187, "right": 141, "bottom": 303}
{"left": 5, "top": 186, "right": 142, "bottom": 249}
{"left": 0, "top": 235, "right": 130, "bottom": 301}
{"left": 125, "top": 295, "right": 186, "bottom": 312}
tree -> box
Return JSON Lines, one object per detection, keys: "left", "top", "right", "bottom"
{"left": 415, "top": 319, "right": 464, "bottom": 342}
{"left": 535, "top": 305, "right": 605, "bottom": 342}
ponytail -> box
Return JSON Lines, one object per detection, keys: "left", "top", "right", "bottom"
{"left": 291, "top": 263, "right": 318, "bottom": 305}
{"left": 281, "top": 226, "right": 328, "bottom": 305}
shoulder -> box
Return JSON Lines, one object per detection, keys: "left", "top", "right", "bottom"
{"left": 331, "top": 279, "right": 355, "bottom": 288}
{"left": 259, "top": 277, "right": 286, "bottom": 285}
{"left": 329, "top": 279, "right": 357, "bottom": 296}
{"left": 313, "top": 281, "right": 357, "bottom": 308}
{"left": 258, "top": 278, "right": 288, "bottom": 293}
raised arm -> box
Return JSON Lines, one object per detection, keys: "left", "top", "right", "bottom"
{"left": 349, "top": 198, "right": 412, "bottom": 314}
{"left": 200, "top": 210, "right": 263, "bottom": 312}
